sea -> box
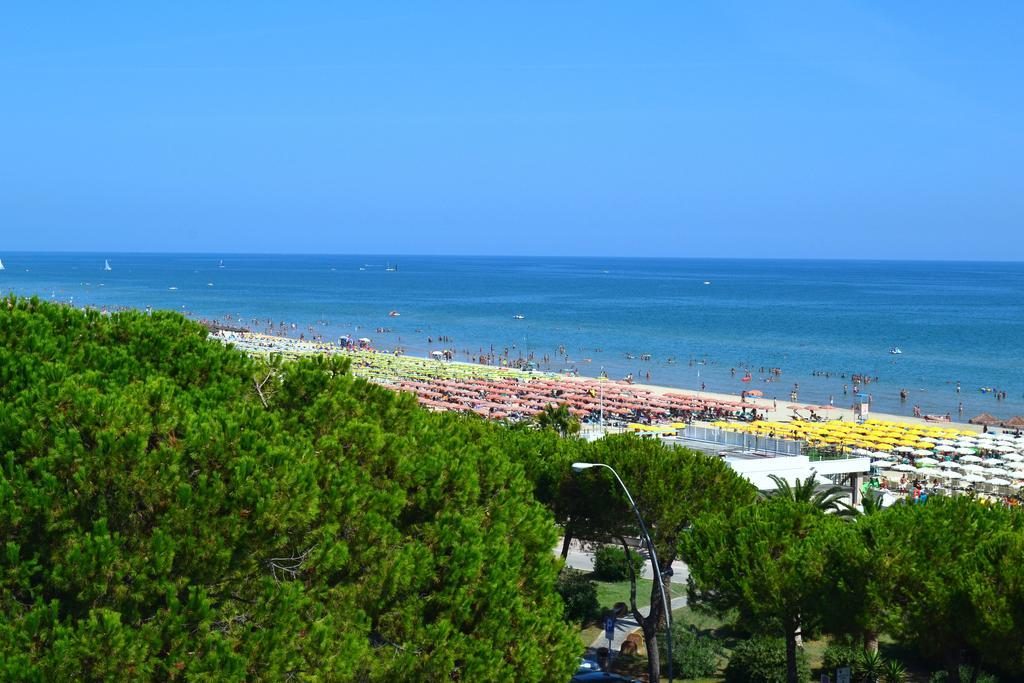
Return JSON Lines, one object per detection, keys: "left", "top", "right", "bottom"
{"left": 2, "top": 253, "right": 1023, "bottom": 419}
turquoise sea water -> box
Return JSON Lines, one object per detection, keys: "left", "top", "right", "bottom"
{"left": 2, "top": 253, "right": 1023, "bottom": 418}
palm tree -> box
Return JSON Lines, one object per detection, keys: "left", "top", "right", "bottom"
{"left": 762, "top": 471, "right": 856, "bottom": 650}
{"left": 763, "top": 472, "right": 853, "bottom": 515}
{"left": 534, "top": 403, "right": 580, "bottom": 438}
{"left": 858, "top": 649, "right": 886, "bottom": 683}
{"left": 882, "top": 659, "right": 907, "bottom": 683}
{"left": 860, "top": 490, "right": 885, "bottom": 516}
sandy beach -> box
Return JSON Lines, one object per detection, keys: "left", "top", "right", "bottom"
{"left": 597, "top": 377, "right": 984, "bottom": 433}
{"left": 212, "top": 329, "right": 986, "bottom": 434}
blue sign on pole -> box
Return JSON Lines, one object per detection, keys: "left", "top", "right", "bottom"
{"left": 604, "top": 616, "right": 616, "bottom": 641}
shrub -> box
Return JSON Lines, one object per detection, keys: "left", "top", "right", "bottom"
{"left": 556, "top": 569, "right": 600, "bottom": 625}
{"left": 724, "top": 636, "right": 809, "bottom": 683}
{"left": 659, "top": 622, "right": 723, "bottom": 679}
{"left": 822, "top": 641, "right": 861, "bottom": 671}
{"left": 882, "top": 659, "right": 907, "bottom": 683}
{"left": 929, "top": 667, "right": 999, "bottom": 683}
{"left": 592, "top": 545, "right": 645, "bottom": 582}
{"left": 857, "top": 649, "right": 885, "bottom": 683}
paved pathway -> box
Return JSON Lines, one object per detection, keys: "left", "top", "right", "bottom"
{"left": 555, "top": 539, "right": 691, "bottom": 655}
{"left": 588, "top": 595, "right": 687, "bottom": 652}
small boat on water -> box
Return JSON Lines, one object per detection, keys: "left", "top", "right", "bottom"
{"left": 513, "top": 314, "right": 525, "bottom": 320}
{"left": 703, "top": 281, "right": 711, "bottom": 285}
{"left": 385, "top": 263, "right": 398, "bottom": 272}
{"left": 0, "top": 258, "right": 5, "bottom": 271}
{"left": 168, "top": 286, "right": 178, "bottom": 291}
{"left": 889, "top": 347, "right": 903, "bottom": 355}
{"left": 388, "top": 311, "right": 401, "bottom": 317}
{"left": 218, "top": 260, "right": 225, "bottom": 268}
{"left": 104, "top": 259, "right": 112, "bottom": 271}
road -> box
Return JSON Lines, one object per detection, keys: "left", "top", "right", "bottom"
{"left": 558, "top": 538, "right": 690, "bottom": 585}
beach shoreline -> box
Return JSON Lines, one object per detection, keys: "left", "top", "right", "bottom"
{"left": 213, "top": 328, "right": 987, "bottom": 434}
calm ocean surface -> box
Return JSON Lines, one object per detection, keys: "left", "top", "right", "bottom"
{"left": 3, "top": 253, "right": 1023, "bottom": 418}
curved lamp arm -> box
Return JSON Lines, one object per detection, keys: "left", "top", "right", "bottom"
{"left": 572, "top": 462, "right": 673, "bottom": 682}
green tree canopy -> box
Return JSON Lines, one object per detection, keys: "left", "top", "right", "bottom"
{"left": 866, "top": 497, "right": 1024, "bottom": 681}
{"left": 685, "top": 494, "right": 859, "bottom": 683}
{"left": 574, "top": 434, "right": 757, "bottom": 680}
{"left": 0, "top": 297, "right": 579, "bottom": 680}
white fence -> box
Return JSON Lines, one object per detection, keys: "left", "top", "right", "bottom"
{"left": 682, "top": 425, "right": 805, "bottom": 456}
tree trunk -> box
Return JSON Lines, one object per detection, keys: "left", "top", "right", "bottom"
{"left": 559, "top": 530, "right": 573, "bottom": 560}
{"left": 786, "top": 619, "right": 799, "bottom": 683}
{"left": 968, "top": 656, "right": 982, "bottom": 683}
{"left": 863, "top": 629, "right": 879, "bottom": 654}
{"left": 946, "top": 650, "right": 961, "bottom": 683}
{"left": 794, "top": 612, "right": 803, "bottom": 648}
{"left": 644, "top": 623, "right": 661, "bottom": 683}
{"left": 619, "top": 536, "right": 665, "bottom": 682}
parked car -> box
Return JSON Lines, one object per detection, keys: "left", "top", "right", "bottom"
{"left": 570, "top": 672, "right": 642, "bottom": 683}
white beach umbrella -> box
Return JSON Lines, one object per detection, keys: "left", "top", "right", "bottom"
{"left": 916, "top": 467, "right": 937, "bottom": 475}
{"left": 935, "top": 445, "right": 955, "bottom": 453}
{"left": 956, "top": 447, "right": 978, "bottom": 455}
{"left": 919, "top": 437, "right": 938, "bottom": 443}
{"left": 937, "top": 440, "right": 958, "bottom": 446}
{"left": 872, "top": 451, "right": 896, "bottom": 460}
{"left": 988, "top": 478, "right": 1013, "bottom": 486}
{"left": 853, "top": 448, "right": 873, "bottom": 456}
{"left": 870, "top": 459, "right": 891, "bottom": 467}
{"left": 939, "top": 470, "right": 963, "bottom": 479}
{"left": 892, "top": 463, "right": 916, "bottom": 472}
{"left": 916, "top": 456, "right": 940, "bottom": 466}
{"left": 959, "top": 454, "right": 983, "bottom": 463}
{"left": 913, "top": 448, "right": 934, "bottom": 456}
{"left": 982, "top": 457, "right": 1005, "bottom": 465}
{"left": 964, "top": 474, "right": 986, "bottom": 483}
{"left": 994, "top": 445, "right": 1017, "bottom": 453}
{"left": 984, "top": 466, "right": 1008, "bottom": 476}
{"left": 961, "top": 464, "right": 986, "bottom": 473}
{"left": 894, "top": 445, "right": 915, "bottom": 454}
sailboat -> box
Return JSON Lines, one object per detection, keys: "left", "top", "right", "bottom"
{"left": 218, "top": 259, "right": 225, "bottom": 268}
{"left": 0, "top": 258, "right": 5, "bottom": 271}
{"left": 385, "top": 262, "right": 398, "bottom": 272}
{"left": 104, "top": 259, "right": 112, "bottom": 271}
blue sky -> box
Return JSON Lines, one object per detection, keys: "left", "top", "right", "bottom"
{"left": 1, "top": 2, "right": 1022, "bottom": 258}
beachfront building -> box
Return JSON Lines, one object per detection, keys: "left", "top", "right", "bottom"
{"left": 673, "top": 424, "right": 872, "bottom": 503}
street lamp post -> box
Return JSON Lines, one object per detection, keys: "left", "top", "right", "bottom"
{"left": 572, "top": 462, "right": 672, "bottom": 683}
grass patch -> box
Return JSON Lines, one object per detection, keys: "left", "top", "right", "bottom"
{"left": 588, "top": 574, "right": 687, "bottom": 613}
{"left": 579, "top": 623, "right": 603, "bottom": 648}
{"left": 577, "top": 574, "right": 686, "bottom": 649}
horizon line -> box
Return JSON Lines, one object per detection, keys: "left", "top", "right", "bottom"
{"left": 1, "top": 249, "right": 1023, "bottom": 264}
